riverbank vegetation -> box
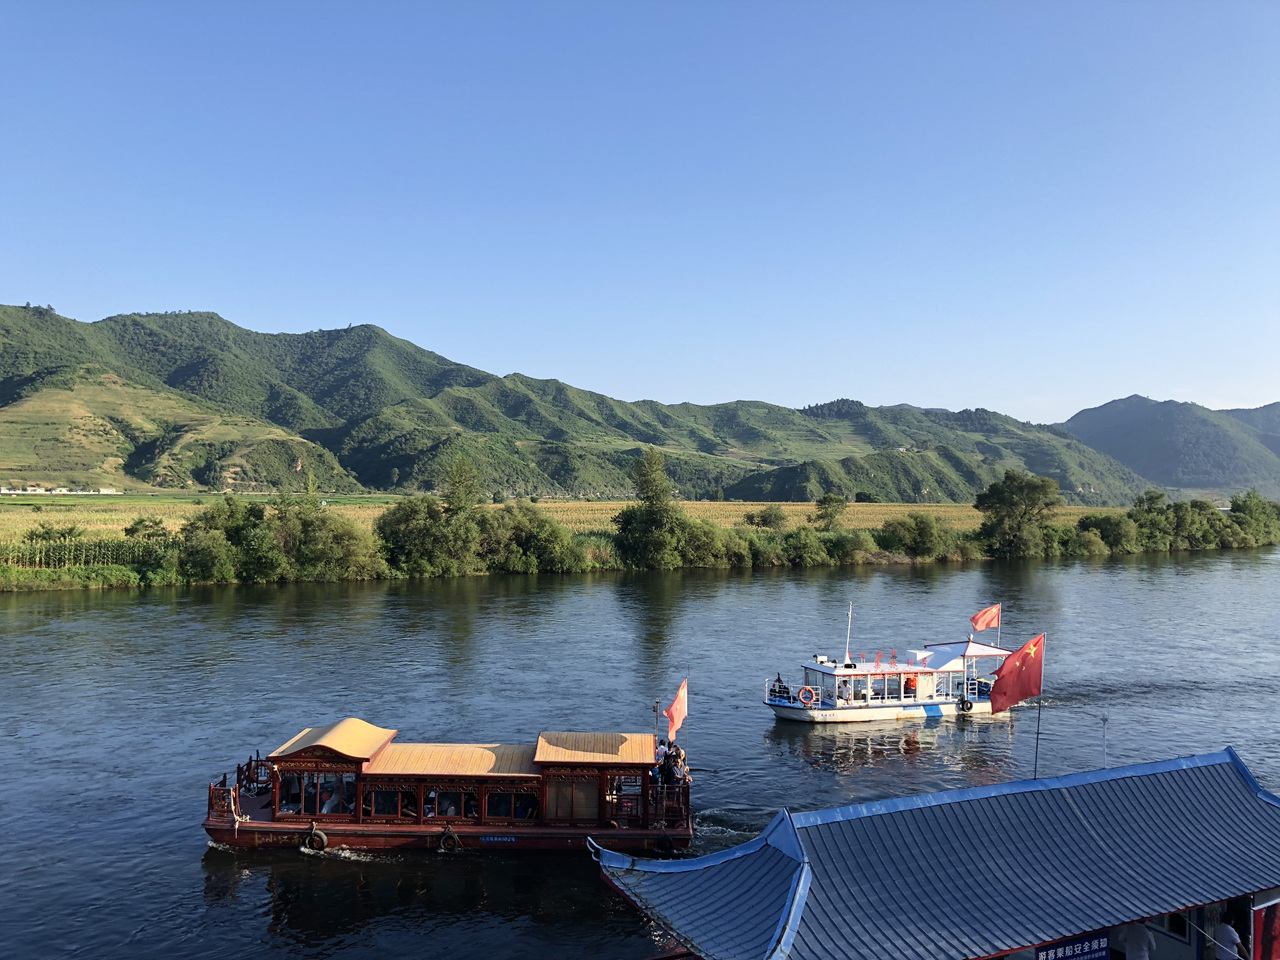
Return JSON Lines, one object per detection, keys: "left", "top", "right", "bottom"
{"left": 0, "top": 451, "right": 1277, "bottom": 589}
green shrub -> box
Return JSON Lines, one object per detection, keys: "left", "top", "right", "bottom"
{"left": 784, "top": 527, "right": 830, "bottom": 566}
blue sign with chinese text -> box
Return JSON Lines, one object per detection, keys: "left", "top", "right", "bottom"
{"left": 1036, "top": 931, "right": 1109, "bottom": 960}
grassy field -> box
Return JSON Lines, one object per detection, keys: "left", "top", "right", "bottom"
{"left": 0, "top": 493, "right": 1116, "bottom": 541}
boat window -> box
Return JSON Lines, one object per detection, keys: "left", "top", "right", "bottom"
{"left": 360, "top": 784, "right": 418, "bottom": 819}
{"left": 318, "top": 773, "right": 354, "bottom": 815}
{"left": 486, "top": 791, "right": 537, "bottom": 819}
{"left": 607, "top": 776, "right": 643, "bottom": 821}
{"left": 429, "top": 789, "right": 478, "bottom": 819}
{"left": 487, "top": 792, "right": 513, "bottom": 818}
{"left": 278, "top": 774, "right": 302, "bottom": 814}
{"left": 608, "top": 775, "right": 642, "bottom": 798}
{"left": 302, "top": 772, "right": 324, "bottom": 816}
{"left": 547, "top": 779, "right": 599, "bottom": 820}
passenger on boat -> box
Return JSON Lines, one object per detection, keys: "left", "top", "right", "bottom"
{"left": 656, "top": 738, "right": 668, "bottom": 763}
{"left": 837, "top": 679, "right": 851, "bottom": 704}
{"left": 658, "top": 745, "right": 689, "bottom": 785}
{"left": 320, "top": 787, "right": 341, "bottom": 814}
{"left": 904, "top": 675, "right": 918, "bottom": 699}
{"left": 425, "top": 790, "right": 437, "bottom": 817}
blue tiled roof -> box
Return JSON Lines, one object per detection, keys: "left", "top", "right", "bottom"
{"left": 594, "top": 749, "right": 1280, "bottom": 960}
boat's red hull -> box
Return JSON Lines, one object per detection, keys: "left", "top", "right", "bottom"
{"left": 204, "top": 818, "right": 691, "bottom": 853}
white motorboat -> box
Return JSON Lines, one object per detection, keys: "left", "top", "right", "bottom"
{"left": 765, "top": 625, "right": 1014, "bottom": 724}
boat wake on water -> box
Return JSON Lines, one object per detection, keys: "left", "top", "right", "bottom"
{"left": 298, "top": 845, "right": 389, "bottom": 863}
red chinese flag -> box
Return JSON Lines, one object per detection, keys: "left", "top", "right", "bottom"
{"left": 663, "top": 679, "right": 688, "bottom": 742}
{"left": 989, "top": 634, "right": 1044, "bottom": 713}
{"left": 970, "top": 603, "right": 1001, "bottom": 632}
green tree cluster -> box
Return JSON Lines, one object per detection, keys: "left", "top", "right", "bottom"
{"left": 179, "top": 486, "right": 384, "bottom": 582}
{"left": 611, "top": 448, "right": 897, "bottom": 570}
{"left": 975, "top": 470, "right": 1064, "bottom": 558}
{"left": 974, "top": 470, "right": 1280, "bottom": 559}
{"left": 376, "top": 457, "right": 592, "bottom": 575}
{"left": 743, "top": 504, "right": 788, "bottom": 530}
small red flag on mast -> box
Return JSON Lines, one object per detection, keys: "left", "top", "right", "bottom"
{"left": 663, "top": 679, "right": 688, "bottom": 742}
{"left": 970, "top": 603, "right": 1001, "bottom": 632}
{"left": 989, "top": 633, "right": 1044, "bottom": 713}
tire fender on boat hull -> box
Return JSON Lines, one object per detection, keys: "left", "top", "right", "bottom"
{"left": 305, "top": 826, "right": 328, "bottom": 851}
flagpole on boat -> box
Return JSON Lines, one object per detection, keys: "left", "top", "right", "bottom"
{"left": 996, "top": 603, "right": 1002, "bottom": 648}
{"left": 1033, "top": 632, "right": 1046, "bottom": 778}
{"left": 845, "top": 601, "right": 853, "bottom": 663}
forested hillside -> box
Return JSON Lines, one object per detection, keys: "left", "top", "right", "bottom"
{"left": 0, "top": 304, "right": 1155, "bottom": 503}
{"left": 1064, "top": 396, "right": 1280, "bottom": 499}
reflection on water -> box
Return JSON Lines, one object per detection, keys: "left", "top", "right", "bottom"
{"left": 3, "top": 549, "right": 1279, "bottom": 959}
{"left": 201, "top": 847, "right": 649, "bottom": 954}
{"left": 762, "top": 715, "right": 1017, "bottom": 791}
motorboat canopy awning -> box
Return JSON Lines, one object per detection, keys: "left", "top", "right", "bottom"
{"left": 918, "top": 639, "right": 1012, "bottom": 672}
{"left": 803, "top": 660, "right": 937, "bottom": 677}
{"left": 595, "top": 749, "right": 1280, "bottom": 960}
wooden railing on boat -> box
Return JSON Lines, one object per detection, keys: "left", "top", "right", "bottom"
{"left": 648, "top": 783, "right": 690, "bottom": 830}
{"left": 235, "top": 756, "right": 275, "bottom": 796}
{"left": 207, "top": 779, "right": 240, "bottom": 822}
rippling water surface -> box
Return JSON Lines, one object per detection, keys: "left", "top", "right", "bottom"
{"left": 3, "top": 550, "right": 1279, "bottom": 959}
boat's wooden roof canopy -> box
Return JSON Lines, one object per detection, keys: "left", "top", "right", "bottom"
{"left": 534, "top": 732, "right": 655, "bottom": 766}
{"left": 269, "top": 718, "right": 398, "bottom": 762}
{"left": 267, "top": 722, "right": 655, "bottom": 771}
{"left": 362, "top": 743, "right": 539, "bottom": 778}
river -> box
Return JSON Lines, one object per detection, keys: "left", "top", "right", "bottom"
{"left": 3, "top": 550, "right": 1278, "bottom": 959}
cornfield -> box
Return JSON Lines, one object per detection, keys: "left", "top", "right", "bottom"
{"left": 0, "top": 537, "right": 182, "bottom": 569}
{"left": 535, "top": 501, "right": 988, "bottom": 533}
{"left": 0, "top": 495, "right": 1116, "bottom": 545}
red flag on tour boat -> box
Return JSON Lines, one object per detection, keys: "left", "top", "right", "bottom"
{"left": 663, "top": 679, "right": 688, "bottom": 742}
{"left": 970, "top": 603, "right": 1001, "bottom": 632}
{"left": 989, "top": 633, "right": 1044, "bottom": 714}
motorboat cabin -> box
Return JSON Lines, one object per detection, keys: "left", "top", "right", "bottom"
{"left": 765, "top": 639, "right": 1012, "bottom": 723}
{"left": 204, "top": 718, "right": 692, "bottom": 852}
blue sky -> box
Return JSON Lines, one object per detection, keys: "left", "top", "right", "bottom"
{"left": 2, "top": 1, "right": 1277, "bottom": 422}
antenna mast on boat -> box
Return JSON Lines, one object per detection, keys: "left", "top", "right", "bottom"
{"left": 844, "top": 601, "right": 853, "bottom": 663}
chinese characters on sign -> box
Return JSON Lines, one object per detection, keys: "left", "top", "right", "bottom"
{"left": 1035, "top": 931, "right": 1110, "bottom": 960}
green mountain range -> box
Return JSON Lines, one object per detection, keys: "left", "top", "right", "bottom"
{"left": 0, "top": 303, "right": 1168, "bottom": 505}
{"left": 1063, "top": 396, "right": 1280, "bottom": 500}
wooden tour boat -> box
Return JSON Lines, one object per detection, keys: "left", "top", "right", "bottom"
{"left": 204, "top": 718, "right": 692, "bottom": 853}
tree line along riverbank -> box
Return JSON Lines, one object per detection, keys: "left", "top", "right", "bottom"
{"left": 1, "top": 449, "right": 1277, "bottom": 591}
